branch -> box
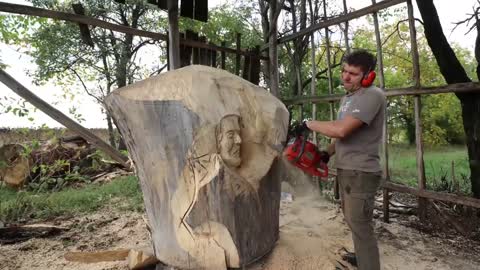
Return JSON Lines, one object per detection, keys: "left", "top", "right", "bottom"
{"left": 69, "top": 68, "right": 103, "bottom": 104}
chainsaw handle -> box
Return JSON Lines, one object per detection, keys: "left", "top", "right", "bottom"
{"left": 292, "top": 135, "right": 307, "bottom": 163}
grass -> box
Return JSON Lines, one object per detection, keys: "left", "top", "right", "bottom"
{"left": 0, "top": 145, "right": 472, "bottom": 223}
{"left": 0, "top": 176, "right": 144, "bottom": 223}
{"left": 387, "top": 144, "right": 471, "bottom": 194}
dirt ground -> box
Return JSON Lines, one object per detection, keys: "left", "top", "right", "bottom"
{"left": 1, "top": 181, "right": 479, "bottom": 270}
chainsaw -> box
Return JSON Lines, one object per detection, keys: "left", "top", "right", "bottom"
{"left": 283, "top": 121, "right": 329, "bottom": 177}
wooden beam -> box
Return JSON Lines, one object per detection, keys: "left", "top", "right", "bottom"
{"left": 262, "top": 0, "right": 406, "bottom": 49}
{"left": 383, "top": 182, "right": 480, "bottom": 209}
{"left": 282, "top": 82, "right": 480, "bottom": 104}
{"left": 0, "top": 69, "right": 129, "bottom": 168}
{"left": 0, "top": 2, "right": 267, "bottom": 60}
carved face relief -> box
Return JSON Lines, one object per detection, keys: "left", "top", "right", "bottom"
{"left": 217, "top": 115, "right": 242, "bottom": 168}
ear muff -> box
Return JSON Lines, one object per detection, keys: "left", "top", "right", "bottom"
{"left": 361, "top": 70, "right": 376, "bottom": 87}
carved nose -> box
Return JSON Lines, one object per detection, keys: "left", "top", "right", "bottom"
{"left": 234, "top": 133, "right": 242, "bottom": 144}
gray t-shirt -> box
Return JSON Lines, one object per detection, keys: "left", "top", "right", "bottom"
{"left": 334, "top": 85, "right": 386, "bottom": 172}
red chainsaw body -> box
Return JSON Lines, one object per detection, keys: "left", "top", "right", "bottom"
{"left": 283, "top": 136, "right": 329, "bottom": 177}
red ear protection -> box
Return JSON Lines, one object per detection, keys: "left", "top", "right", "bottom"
{"left": 361, "top": 70, "right": 376, "bottom": 87}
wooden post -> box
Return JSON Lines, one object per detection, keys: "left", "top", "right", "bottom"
{"left": 179, "top": 32, "right": 192, "bottom": 67}
{"left": 167, "top": 0, "right": 180, "bottom": 70}
{"left": 199, "top": 36, "right": 209, "bottom": 65}
{"left": 372, "top": 0, "right": 390, "bottom": 222}
{"left": 268, "top": 0, "right": 282, "bottom": 97}
{"left": 242, "top": 52, "right": 251, "bottom": 82}
{"left": 221, "top": 41, "right": 226, "bottom": 70}
{"left": 310, "top": 33, "right": 317, "bottom": 145}
{"left": 249, "top": 46, "right": 261, "bottom": 84}
{"left": 0, "top": 69, "right": 129, "bottom": 168}
{"left": 235, "top": 33, "right": 242, "bottom": 76}
{"left": 407, "top": 0, "right": 427, "bottom": 221}
{"left": 210, "top": 42, "right": 217, "bottom": 68}
{"left": 342, "top": 0, "right": 350, "bottom": 53}
{"left": 190, "top": 31, "right": 200, "bottom": 65}
{"left": 323, "top": 0, "right": 334, "bottom": 122}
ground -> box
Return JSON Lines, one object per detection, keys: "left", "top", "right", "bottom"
{"left": 1, "top": 182, "right": 479, "bottom": 270}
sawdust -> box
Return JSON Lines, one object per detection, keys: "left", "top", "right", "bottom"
{"left": 1, "top": 180, "right": 479, "bottom": 270}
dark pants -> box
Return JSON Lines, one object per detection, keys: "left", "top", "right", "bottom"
{"left": 337, "top": 169, "right": 381, "bottom": 270}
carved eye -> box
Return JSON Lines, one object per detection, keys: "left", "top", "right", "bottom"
{"left": 227, "top": 131, "right": 234, "bottom": 139}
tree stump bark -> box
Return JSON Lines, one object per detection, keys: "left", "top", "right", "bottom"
{"left": 105, "top": 65, "right": 289, "bottom": 269}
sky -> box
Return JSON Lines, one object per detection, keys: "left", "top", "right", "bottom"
{"left": 0, "top": 0, "right": 479, "bottom": 129}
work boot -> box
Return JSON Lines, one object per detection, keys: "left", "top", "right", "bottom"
{"left": 341, "top": 251, "right": 358, "bottom": 267}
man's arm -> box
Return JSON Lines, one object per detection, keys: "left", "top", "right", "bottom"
{"left": 306, "top": 115, "right": 364, "bottom": 139}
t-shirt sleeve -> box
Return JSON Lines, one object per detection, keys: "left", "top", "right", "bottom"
{"left": 345, "top": 90, "right": 385, "bottom": 125}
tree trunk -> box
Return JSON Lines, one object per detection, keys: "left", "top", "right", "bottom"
{"left": 258, "top": 0, "right": 271, "bottom": 88}
{"left": 416, "top": 0, "right": 480, "bottom": 198}
{"left": 106, "top": 113, "right": 116, "bottom": 148}
{"left": 105, "top": 65, "right": 289, "bottom": 269}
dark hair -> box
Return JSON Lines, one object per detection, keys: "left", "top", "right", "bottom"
{"left": 343, "top": 49, "right": 376, "bottom": 73}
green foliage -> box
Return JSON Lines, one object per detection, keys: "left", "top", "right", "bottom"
{"left": 388, "top": 145, "right": 471, "bottom": 194}
{"left": 350, "top": 17, "right": 473, "bottom": 146}
{"left": 0, "top": 176, "right": 143, "bottom": 223}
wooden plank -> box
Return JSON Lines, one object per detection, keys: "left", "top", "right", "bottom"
{"left": 0, "top": 2, "right": 267, "bottom": 60}
{"left": 0, "top": 69, "right": 129, "bottom": 168}
{"left": 282, "top": 82, "right": 480, "bottom": 104}
{"left": 383, "top": 182, "right": 480, "bottom": 209}
{"left": 194, "top": 0, "right": 208, "bottom": 22}
{"left": 180, "top": 0, "right": 194, "bottom": 19}
{"left": 64, "top": 249, "right": 130, "bottom": 263}
{"left": 264, "top": 0, "right": 406, "bottom": 49}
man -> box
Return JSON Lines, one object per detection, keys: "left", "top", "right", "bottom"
{"left": 305, "top": 49, "right": 386, "bottom": 270}
{"left": 216, "top": 114, "right": 242, "bottom": 168}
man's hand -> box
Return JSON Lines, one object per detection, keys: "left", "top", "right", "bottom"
{"left": 292, "top": 121, "right": 310, "bottom": 136}
{"left": 318, "top": 150, "right": 330, "bottom": 164}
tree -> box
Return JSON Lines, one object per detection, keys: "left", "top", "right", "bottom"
{"left": 3, "top": 0, "right": 167, "bottom": 148}
{"left": 416, "top": 0, "right": 480, "bottom": 198}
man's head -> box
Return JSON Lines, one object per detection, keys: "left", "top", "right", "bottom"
{"left": 341, "top": 49, "right": 376, "bottom": 92}
{"left": 216, "top": 115, "right": 242, "bottom": 168}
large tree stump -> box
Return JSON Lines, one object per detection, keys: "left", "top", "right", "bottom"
{"left": 105, "top": 65, "right": 289, "bottom": 269}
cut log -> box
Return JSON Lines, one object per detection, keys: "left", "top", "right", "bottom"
{"left": 0, "top": 144, "right": 31, "bottom": 187}
{"left": 105, "top": 65, "right": 289, "bottom": 269}
{"left": 64, "top": 249, "right": 130, "bottom": 263}
{"left": 128, "top": 247, "right": 159, "bottom": 270}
